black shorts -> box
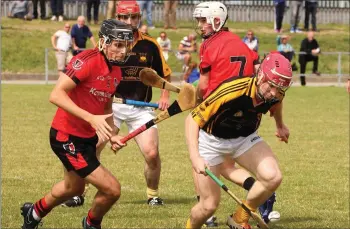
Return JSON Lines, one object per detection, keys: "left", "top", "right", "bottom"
{"left": 49, "top": 128, "right": 100, "bottom": 178}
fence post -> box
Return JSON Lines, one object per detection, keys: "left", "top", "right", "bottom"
{"left": 337, "top": 52, "right": 342, "bottom": 86}
{"left": 45, "top": 48, "right": 49, "bottom": 85}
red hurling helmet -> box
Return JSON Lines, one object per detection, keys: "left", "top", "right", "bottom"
{"left": 258, "top": 52, "right": 293, "bottom": 93}
{"left": 116, "top": 1, "right": 140, "bottom": 16}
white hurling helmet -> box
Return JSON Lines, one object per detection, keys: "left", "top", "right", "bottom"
{"left": 193, "top": 1, "right": 228, "bottom": 32}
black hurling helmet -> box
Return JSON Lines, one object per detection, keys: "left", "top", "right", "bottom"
{"left": 98, "top": 19, "right": 133, "bottom": 63}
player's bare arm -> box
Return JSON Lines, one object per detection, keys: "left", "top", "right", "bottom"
{"left": 254, "top": 63, "right": 260, "bottom": 75}
{"left": 185, "top": 114, "right": 207, "bottom": 175}
{"left": 158, "top": 74, "right": 171, "bottom": 110}
{"left": 197, "top": 71, "right": 209, "bottom": 100}
{"left": 272, "top": 102, "right": 289, "bottom": 143}
{"left": 50, "top": 72, "right": 113, "bottom": 141}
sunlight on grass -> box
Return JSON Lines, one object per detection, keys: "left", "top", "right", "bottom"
{"left": 1, "top": 85, "right": 349, "bottom": 228}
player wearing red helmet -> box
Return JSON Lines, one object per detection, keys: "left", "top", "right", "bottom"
{"left": 99, "top": 0, "right": 171, "bottom": 206}
{"left": 186, "top": 52, "right": 292, "bottom": 229}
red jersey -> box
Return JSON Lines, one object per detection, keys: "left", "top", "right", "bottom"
{"left": 199, "top": 30, "right": 259, "bottom": 99}
{"left": 51, "top": 49, "right": 122, "bottom": 138}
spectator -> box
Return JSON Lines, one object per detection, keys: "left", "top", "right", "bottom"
{"left": 277, "top": 34, "right": 298, "bottom": 71}
{"left": 176, "top": 33, "right": 197, "bottom": 72}
{"left": 107, "top": 0, "right": 117, "bottom": 19}
{"left": 183, "top": 61, "right": 200, "bottom": 85}
{"left": 277, "top": 34, "right": 294, "bottom": 61}
{"left": 71, "top": 16, "right": 97, "bottom": 56}
{"left": 304, "top": 0, "right": 318, "bottom": 31}
{"left": 8, "top": 0, "right": 32, "bottom": 20}
{"left": 163, "top": 0, "right": 178, "bottom": 30}
{"left": 86, "top": 0, "right": 100, "bottom": 25}
{"left": 290, "top": 0, "right": 303, "bottom": 33}
{"left": 137, "top": 0, "right": 155, "bottom": 29}
{"left": 274, "top": 0, "right": 286, "bottom": 33}
{"left": 242, "top": 30, "right": 259, "bottom": 52}
{"left": 50, "top": 0, "right": 63, "bottom": 22}
{"left": 299, "top": 31, "right": 321, "bottom": 86}
{"left": 51, "top": 23, "right": 72, "bottom": 74}
{"left": 347, "top": 79, "right": 350, "bottom": 93}
{"left": 156, "top": 31, "right": 171, "bottom": 61}
{"left": 32, "top": 0, "right": 46, "bottom": 20}
{"left": 139, "top": 24, "right": 149, "bottom": 35}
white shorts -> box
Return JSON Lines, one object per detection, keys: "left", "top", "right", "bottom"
{"left": 198, "top": 129, "right": 263, "bottom": 166}
{"left": 112, "top": 103, "right": 157, "bottom": 133}
{"left": 176, "top": 52, "right": 186, "bottom": 61}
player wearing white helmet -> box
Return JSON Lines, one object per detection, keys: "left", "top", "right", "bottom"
{"left": 189, "top": 2, "right": 280, "bottom": 228}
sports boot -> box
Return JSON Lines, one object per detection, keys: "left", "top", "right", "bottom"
{"left": 227, "top": 215, "right": 251, "bottom": 229}
{"left": 61, "top": 195, "right": 85, "bottom": 207}
{"left": 147, "top": 197, "right": 164, "bottom": 206}
{"left": 82, "top": 217, "right": 101, "bottom": 229}
{"left": 21, "top": 202, "right": 42, "bottom": 229}
{"left": 259, "top": 192, "right": 278, "bottom": 224}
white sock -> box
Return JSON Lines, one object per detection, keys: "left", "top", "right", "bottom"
{"left": 32, "top": 208, "right": 41, "bottom": 221}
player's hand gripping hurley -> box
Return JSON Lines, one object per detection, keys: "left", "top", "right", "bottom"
{"left": 205, "top": 168, "right": 270, "bottom": 229}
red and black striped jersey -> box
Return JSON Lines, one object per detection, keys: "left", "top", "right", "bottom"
{"left": 52, "top": 48, "right": 122, "bottom": 138}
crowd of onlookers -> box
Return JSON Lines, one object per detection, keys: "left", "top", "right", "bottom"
{"left": 9, "top": 0, "right": 323, "bottom": 86}
{"left": 274, "top": 0, "right": 319, "bottom": 33}
{"left": 172, "top": 29, "right": 321, "bottom": 87}
{"left": 8, "top": 0, "right": 101, "bottom": 24}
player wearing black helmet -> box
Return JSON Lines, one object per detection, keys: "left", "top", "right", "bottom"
{"left": 20, "top": 19, "right": 133, "bottom": 229}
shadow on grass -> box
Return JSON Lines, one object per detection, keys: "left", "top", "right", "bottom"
{"left": 267, "top": 216, "right": 321, "bottom": 229}
{"left": 121, "top": 197, "right": 194, "bottom": 205}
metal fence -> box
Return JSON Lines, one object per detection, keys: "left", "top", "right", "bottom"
{"left": 153, "top": 0, "right": 350, "bottom": 8}
{"left": 40, "top": 48, "right": 349, "bottom": 85}
{"left": 1, "top": 0, "right": 349, "bottom": 24}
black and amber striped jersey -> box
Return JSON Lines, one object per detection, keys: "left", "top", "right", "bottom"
{"left": 191, "top": 76, "right": 280, "bottom": 139}
{"left": 114, "top": 31, "right": 172, "bottom": 102}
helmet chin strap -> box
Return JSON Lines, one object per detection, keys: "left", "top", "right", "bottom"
{"left": 202, "top": 31, "right": 215, "bottom": 39}
{"left": 256, "top": 80, "right": 280, "bottom": 104}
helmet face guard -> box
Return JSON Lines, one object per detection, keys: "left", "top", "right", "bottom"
{"left": 115, "top": 1, "right": 141, "bottom": 31}
{"left": 98, "top": 19, "right": 134, "bottom": 63}
{"left": 256, "top": 53, "right": 293, "bottom": 102}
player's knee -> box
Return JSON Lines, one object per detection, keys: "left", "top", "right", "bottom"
{"left": 201, "top": 200, "right": 218, "bottom": 217}
{"left": 261, "top": 169, "right": 283, "bottom": 191}
{"left": 104, "top": 181, "right": 121, "bottom": 201}
{"left": 145, "top": 150, "right": 160, "bottom": 166}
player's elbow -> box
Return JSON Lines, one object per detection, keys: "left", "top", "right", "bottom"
{"left": 49, "top": 89, "right": 60, "bottom": 105}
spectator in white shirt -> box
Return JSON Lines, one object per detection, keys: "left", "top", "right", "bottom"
{"left": 51, "top": 23, "right": 72, "bottom": 73}
{"left": 176, "top": 33, "right": 197, "bottom": 72}
{"left": 242, "top": 30, "right": 259, "bottom": 52}
{"left": 156, "top": 31, "right": 171, "bottom": 61}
